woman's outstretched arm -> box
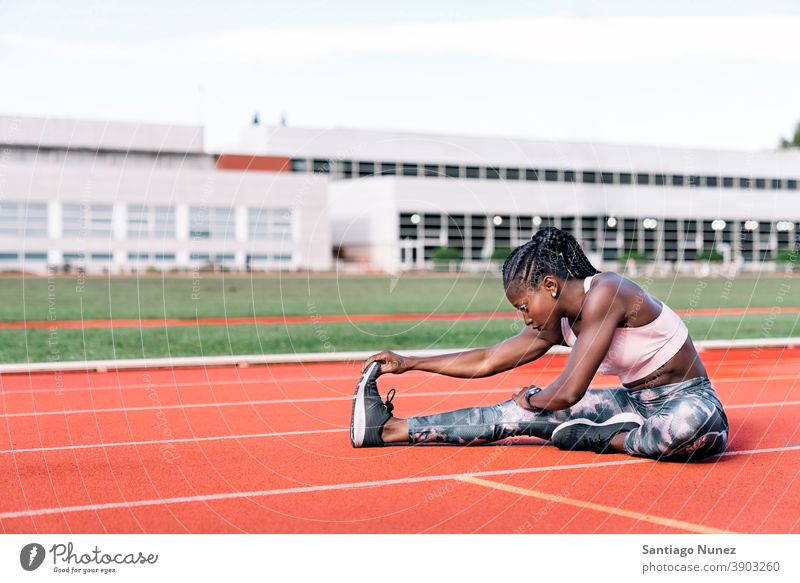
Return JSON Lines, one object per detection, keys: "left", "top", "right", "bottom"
{"left": 364, "top": 325, "right": 561, "bottom": 378}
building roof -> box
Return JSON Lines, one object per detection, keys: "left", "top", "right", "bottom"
{"left": 0, "top": 115, "right": 205, "bottom": 154}
{"left": 241, "top": 124, "right": 800, "bottom": 178}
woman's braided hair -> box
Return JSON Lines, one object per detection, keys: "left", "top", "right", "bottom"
{"left": 501, "top": 226, "right": 600, "bottom": 290}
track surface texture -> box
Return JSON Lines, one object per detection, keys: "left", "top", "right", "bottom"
{"left": 1, "top": 346, "right": 798, "bottom": 533}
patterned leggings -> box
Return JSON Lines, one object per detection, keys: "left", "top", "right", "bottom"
{"left": 407, "top": 376, "right": 729, "bottom": 461}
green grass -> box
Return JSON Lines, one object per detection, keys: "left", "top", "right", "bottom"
{"left": 1, "top": 273, "right": 799, "bottom": 322}
{"left": 1, "top": 314, "right": 798, "bottom": 364}
{"left": 0, "top": 274, "right": 507, "bottom": 321}
{"left": 0, "top": 273, "right": 798, "bottom": 363}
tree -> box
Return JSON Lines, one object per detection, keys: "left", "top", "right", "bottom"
{"left": 430, "top": 247, "right": 462, "bottom": 271}
{"left": 780, "top": 122, "right": 800, "bottom": 149}
{"left": 490, "top": 247, "right": 512, "bottom": 262}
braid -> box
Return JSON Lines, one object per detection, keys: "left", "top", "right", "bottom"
{"left": 502, "top": 226, "right": 599, "bottom": 290}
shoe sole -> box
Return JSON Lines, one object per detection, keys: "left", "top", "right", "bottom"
{"left": 350, "top": 362, "right": 380, "bottom": 448}
{"left": 551, "top": 412, "right": 643, "bottom": 442}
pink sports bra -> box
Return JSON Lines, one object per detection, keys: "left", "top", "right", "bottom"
{"left": 560, "top": 274, "right": 689, "bottom": 384}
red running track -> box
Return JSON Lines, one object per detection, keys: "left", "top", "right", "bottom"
{"left": 2, "top": 306, "right": 799, "bottom": 330}
{"left": 1, "top": 347, "right": 799, "bottom": 533}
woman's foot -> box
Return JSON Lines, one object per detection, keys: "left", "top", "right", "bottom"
{"left": 550, "top": 413, "right": 642, "bottom": 454}
{"left": 350, "top": 362, "right": 397, "bottom": 447}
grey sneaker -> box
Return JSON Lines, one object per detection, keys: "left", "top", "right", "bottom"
{"left": 350, "top": 362, "right": 396, "bottom": 448}
{"left": 551, "top": 413, "right": 643, "bottom": 454}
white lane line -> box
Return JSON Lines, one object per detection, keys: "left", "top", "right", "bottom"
{"left": 2, "top": 380, "right": 799, "bottom": 419}
{"left": 0, "top": 387, "right": 519, "bottom": 419}
{"left": 728, "top": 400, "right": 800, "bottom": 409}
{"left": 1, "top": 445, "right": 797, "bottom": 521}
{"left": 0, "top": 375, "right": 359, "bottom": 395}
{"left": 4, "top": 356, "right": 800, "bottom": 395}
{"left": 1, "top": 337, "right": 798, "bottom": 374}
{"left": 1, "top": 400, "right": 797, "bottom": 455}
{"left": 0, "top": 429, "right": 346, "bottom": 454}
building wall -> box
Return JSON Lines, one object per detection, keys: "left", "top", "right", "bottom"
{"left": 329, "top": 176, "right": 799, "bottom": 272}
{"left": 0, "top": 160, "right": 331, "bottom": 273}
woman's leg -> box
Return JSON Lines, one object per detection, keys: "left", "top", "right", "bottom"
{"left": 622, "top": 385, "right": 729, "bottom": 461}
{"left": 383, "top": 388, "right": 638, "bottom": 445}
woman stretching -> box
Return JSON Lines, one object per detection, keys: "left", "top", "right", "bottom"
{"left": 350, "top": 227, "right": 728, "bottom": 462}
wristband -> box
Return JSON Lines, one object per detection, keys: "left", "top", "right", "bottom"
{"left": 525, "top": 386, "right": 543, "bottom": 408}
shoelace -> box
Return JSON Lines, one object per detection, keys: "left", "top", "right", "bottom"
{"left": 384, "top": 388, "right": 396, "bottom": 413}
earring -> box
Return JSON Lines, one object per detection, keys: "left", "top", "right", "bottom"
{"left": 552, "top": 292, "right": 557, "bottom": 298}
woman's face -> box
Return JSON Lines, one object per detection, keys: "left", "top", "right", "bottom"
{"left": 505, "top": 276, "right": 560, "bottom": 331}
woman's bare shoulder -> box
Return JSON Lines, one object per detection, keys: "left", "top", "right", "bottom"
{"left": 591, "top": 271, "right": 642, "bottom": 296}
{"left": 589, "top": 271, "right": 664, "bottom": 324}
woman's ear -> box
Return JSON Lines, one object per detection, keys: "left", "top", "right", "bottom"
{"left": 542, "top": 275, "right": 558, "bottom": 298}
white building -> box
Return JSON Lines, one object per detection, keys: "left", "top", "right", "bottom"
{"left": 240, "top": 124, "right": 800, "bottom": 273}
{"left": 0, "top": 115, "right": 331, "bottom": 274}
{"left": 3, "top": 115, "right": 799, "bottom": 275}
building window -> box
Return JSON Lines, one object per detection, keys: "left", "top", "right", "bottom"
{"left": 380, "top": 162, "right": 397, "bottom": 175}
{"left": 313, "top": 159, "right": 330, "bottom": 173}
{"left": 290, "top": 158, "right": 307, "bottom": 172}
{"left": 771, "top": 178, "right": 782, "bottom": 189}
{"left": 563, "top": 170, "right": 576, "bottom": 183}
{"left": 63, "top": 203, "right": 112, "bottom": 238}
{"left": 654, "top": 174, "right": 666, "bottom": 186}
{"left": 619, "top": 173, "right": 632, "bottom": 185}
{"left": 358, "top": 161, "right": 375, "bottom": 177}
{"left": 505, "top": 168, "right": 520, "bottom": 180}
{"left": 601, "top": 172, "right": 614, "bottom": 184}
{"left": 721, "top": 177, "right": 733, "bottom": 188}
{"left": 127, "top": 205, "right": 175, "bottom": 239}
{"left": 544, "top": 169, "right": 558, "bottom": 182}
{"left": 423, "top": 164, "right": 439, "bottom": 177}
{"left": 755, "top": 178, "right": 766, "bottom": 189}
{"left": 445, "top": 165, "right": 460, "bottom": 178}
{"left": 402, "top": 163, "right": 418, "bottom": 176}
{"left": 637, "top": 174, "right": 651, "bottom": 185}
{"left": 704, "top": 176, "right": 718, "bottom": 187}
{"left": 399, "top": 213, "right": 420, "bottom": 239}
{"left": 582, "top": 171, "right": 597, "bottom": 184}
{"left": 788, "top": 179, "right": 798, "bottom": 190}
{"left": 341, "top": 160, "right": 353, "bottom": 179}
{"left": 486, "top": 167, "right": 501, "bottom": 180}
{"left": 739, "top": 177, "right": 751, "bottom": 189}
{"left": 155, "top": 253, "right": 176, "bottom": 261}
{"left": 189, "top": 206, "right": 235, "bottom": 240}
{"left": 248, "top": 208, "right": 292, "bottom": 240}
{"left": 24, "top": 252, "right": 47, "bottom": 261}
{"left": 465, "top": 166, "right": 480, "bottom": 179}
{"left": 0, "top": 201, "right": 48, "bottom": 237}
{"left": 525, "top": 169, "right": 539, "bottom": 181}
{"left": 423, "top": 213, "right": 441, "bottom": 240}
{"left": 671, "top": 175, "right": 684, "bottom": 187}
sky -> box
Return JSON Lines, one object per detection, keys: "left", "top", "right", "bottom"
{"left": 1, "top": 0, "right": 800, "bottom": 152}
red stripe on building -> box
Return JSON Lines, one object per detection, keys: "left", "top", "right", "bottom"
{"left": 216, "top": 154, "right": 291, "bottom": 172}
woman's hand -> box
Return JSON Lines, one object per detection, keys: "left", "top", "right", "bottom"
{"left": 362, "top": 351, "right": 413, "bottom": 375}
{"left": 512, "top": 385, "right": 542, "bottom": 410}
